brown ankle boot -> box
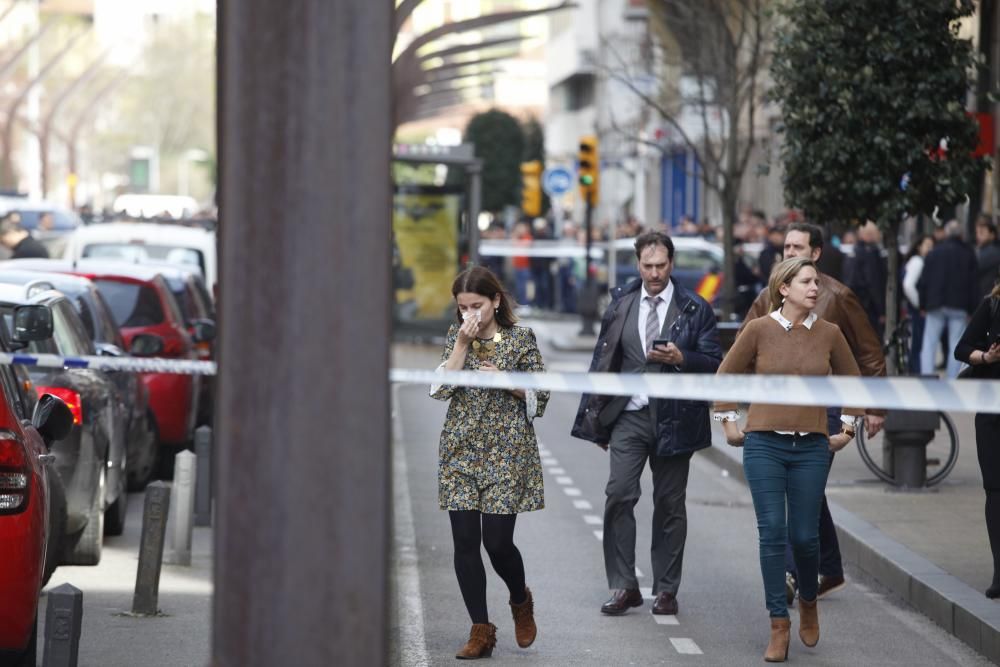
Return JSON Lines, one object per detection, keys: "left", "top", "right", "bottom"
{"left": 764, "top": 617, "right": 791, "bottom": 662}
{"left": 798, "top": 597, "right": 819, "bottom": 647}
{"left": 509, "top": 587, "right": 536, "bottom": 648}
{"left": 455, "top": 623, "right": 497, "bottom": 660}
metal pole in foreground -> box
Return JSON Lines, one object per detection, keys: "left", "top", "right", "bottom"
{"left": 132, "top": 482, "right": 171, "bottom": 616}
{"left": 579, "top": 193, "right": 597, "bottom": 335}
{"left": 194, "top": 426, "right": 212, "bottom": 526}
{"left": 165, "top": 451, "right": 196, "bottom": 566}
{"left": 43, "top": 583, "right": 82, "bottom": 667}
{"left": 216, "top": 1, "right": 391, "bottom": 664}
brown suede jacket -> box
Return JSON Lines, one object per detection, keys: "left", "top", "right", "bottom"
{"left": 741, "top": 271, "right": 887, "bottom": 417}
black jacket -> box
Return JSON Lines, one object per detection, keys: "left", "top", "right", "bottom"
{"left": 11, "top": 235, "right": 49, "bottom": 259}
{"left": 570, "top": 278, "right": 722, "bottom": 456}
{"left": 918, "top": 237, "right": 979, "bottom": 314}
{"left": 978, "top": 242, "right": 1000, "bottom": 299}
{"left": 955, "top": 295, "right": 1000, "bottom": 380}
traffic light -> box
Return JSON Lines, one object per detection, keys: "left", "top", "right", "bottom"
{"left": 521, "top": 160, "right": 542, "bottom": 217}
{"left": 578, "top": 135, "right": 599, "bottom": 205}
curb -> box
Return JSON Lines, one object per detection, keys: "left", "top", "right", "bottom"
{"left": 697, "top": 442, "right": 1000, "bottom": 663}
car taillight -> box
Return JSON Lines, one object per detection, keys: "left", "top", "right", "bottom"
{"left": 0, "top": 434, "right": 29, "bottom": 514}
{"left": 195, "top": 341, "right": 212, "bottom": 360}
{"left": 35, "top": 387, "right": 83, "bottom": 426}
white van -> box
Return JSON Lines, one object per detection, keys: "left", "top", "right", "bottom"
{"left": 61, "top": 222, "right": 217, "bottom": 292}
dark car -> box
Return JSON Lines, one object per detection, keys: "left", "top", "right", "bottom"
{"left": 0, "top": 259, "right": 203, "bottom": 453}
{"left": 0, "top": 284, "right": 128, "bottom": 566}
{"left": 0, "top": 264, "right": 159, "bottom": 489}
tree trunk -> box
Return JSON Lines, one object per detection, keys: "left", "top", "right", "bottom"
{"left": 720, "top": 183, "right": 738, "bottom": 321}
{"left": 884, "top": 218, "right": 901, "bottom": 375}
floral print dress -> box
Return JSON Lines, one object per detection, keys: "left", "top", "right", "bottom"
{"left": 430, "top": 324, "right": 549, "bottom": 514}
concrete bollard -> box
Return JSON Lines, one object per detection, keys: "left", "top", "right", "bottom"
{"left": 43, "top": 583, "right": 82, "bottom": 667}
{"left": 194, "top": 426, "right": 212, "bottom": 526}
{"left": 132, "top": 482, "right": 171, "bottom": 616}
{"left": 165, "top": 451, "right": 196, "bottom": 566}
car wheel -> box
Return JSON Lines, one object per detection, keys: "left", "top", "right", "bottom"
{"left": 105, "top": 459, "right": 128, "bottom": 537}
{"left": 42, "top": 474, "right": 67, "bottom": 587}
{"left": 62, "top": 466, "right": 104, "bottom": 566}
{"left": 127, "top": 410, "right": 159, "bottom": 492}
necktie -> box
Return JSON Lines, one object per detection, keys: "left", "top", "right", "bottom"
{"left": 645, "top": 295, "right": 662, "bottom": 356}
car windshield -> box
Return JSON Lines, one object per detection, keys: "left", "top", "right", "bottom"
{"left": 95, "top": 280, "right": 165, "bottom": 328}
{"left": 82, "top": 243, "right": 206, "bottom": 276}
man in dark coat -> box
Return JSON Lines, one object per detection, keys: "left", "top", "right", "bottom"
{"left": 918, "top": 219, "right": 980, "bottom": 378}
{"left": 845, "top": 221, "right": 887, "bottom": 336}
{"left": 571, "top": 231, "right": 722, "bottom": 618}
{"left": 0, "top": 214, "right": 48, "bottom": 259}
{"left": 976, "top": 216, "right": 1000, "bottom": 299}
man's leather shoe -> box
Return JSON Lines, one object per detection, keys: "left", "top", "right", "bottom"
{"left": 651, "top": 591, "right": 679, "bottom": 615}
{"left": 600, "top": 589, "right": 643, "bottom": 615}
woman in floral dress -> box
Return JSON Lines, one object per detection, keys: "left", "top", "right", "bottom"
{"left": 431, "top": 266, "right": 549, "bottom": 659}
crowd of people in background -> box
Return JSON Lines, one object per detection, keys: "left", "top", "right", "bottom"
{"left": 481, "top": 205, "right": 1000, "bottom": 378}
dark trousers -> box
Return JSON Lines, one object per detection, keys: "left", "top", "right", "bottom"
{"left": 976, "top": 413, "right": 1000, "bottom": 584}
{"left": 744, "top": 431, "right": 830, "bottom": 618}
{"left": 603, "top": 407, "right": 692, "bottom": 595}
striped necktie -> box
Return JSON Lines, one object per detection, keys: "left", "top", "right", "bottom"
{"left": 645, "top": 295, "right": 662, "bottom": 355}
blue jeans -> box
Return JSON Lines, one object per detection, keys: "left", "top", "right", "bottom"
{"left": 743, "top": 431, "right": 831, "bottom": 618}
{"left": 921, "top": 307, "right": 968, "bottom": 378}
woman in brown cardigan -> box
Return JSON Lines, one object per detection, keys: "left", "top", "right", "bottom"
{"left": 714, "top": 257, "right": 863, "bottom": 662}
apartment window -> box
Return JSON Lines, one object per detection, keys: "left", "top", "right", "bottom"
{"left": 551, "top": 74, "right": 595, "bottom": 113}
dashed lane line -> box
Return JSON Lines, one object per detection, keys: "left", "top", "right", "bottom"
{"left": 563, "top": 487, "right": 582, "bottom": 496}
{"left": 572, "top": 499, "right": 593, "bottom": 510}
{"left": 669, "top": 638, "right": 703, "bottom": 655}
{"left": 582, "top": 514, "right": 602, "bottom": 525}
{"left": 548, "top": 467, "right": 566, "bottom": 475}
{"left": 653, "top": 615, "right": 680, "bottom": 626}
{"left": 555, "top": 476, "right": 573, "bottom": 485}
{"left": 593, "top": 530, "right": 603, "bottom": 541}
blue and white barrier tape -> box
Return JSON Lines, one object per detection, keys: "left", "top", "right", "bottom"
{"left": 390, "top": 368, "right": 1000, "bottom": 414}
{"left": 0, "top": 352, "right": 216, "bottom": 376}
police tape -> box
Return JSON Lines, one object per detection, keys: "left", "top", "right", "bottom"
{"left": 0, "top": 352, "right": 217, "bottom": 375}
{"left": 389, "top": 368, "right": 1000, "bottom": 414}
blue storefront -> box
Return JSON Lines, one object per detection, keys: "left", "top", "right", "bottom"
{"left": 660, "top": 149, "right": 701, "bottom": 229}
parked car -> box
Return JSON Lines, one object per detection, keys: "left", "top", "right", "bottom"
{"left": 61, "top": 221, "right": 217, "bottom": 292}
{"left": 0, "top": 264, "right": 159, "bottom": 489}
{"left": 144, "top": 262, "right": 216, "bottom": 425}
{"left": 0, "top": 307, "right": 73, "bottom": 666}
{"left": 0, "top": 284, "right": 130, "bottom": 566}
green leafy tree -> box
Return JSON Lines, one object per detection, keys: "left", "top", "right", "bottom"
{"left": 772, "top": 0, "right": 987, "bottom": 372}
{"left": 464, "top": 109, "right": 524, "bottom": 213}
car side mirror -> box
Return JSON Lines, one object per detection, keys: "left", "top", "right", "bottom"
{"left": 191, "top": 319, "right": 216, "bottom": 343}
{"left": 11, "top": 305, "right": 53, "bottom": 343}
{"left": 130, "top": 333, "right": 164, "bottom": 357}
{"left": 96, "top": 343, "right": 125, "bottom": 358}
{"left": 32, "top": 393, "right": 73, "bottom": 446}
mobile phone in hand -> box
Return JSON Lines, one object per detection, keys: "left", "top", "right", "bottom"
{"left": 652, "top": 338, "right": 671, "bottom": 349}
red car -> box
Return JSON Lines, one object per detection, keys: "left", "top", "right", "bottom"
{"left": 0, "top": 307, "right": 73, "bottom": 665}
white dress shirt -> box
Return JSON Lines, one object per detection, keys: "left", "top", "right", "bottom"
{"left": 626, "top": 282, "right": 674, "bottom": 411}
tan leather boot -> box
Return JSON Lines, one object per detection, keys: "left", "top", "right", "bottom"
{"left": 764, "top": 617, "right": 791, "bottom": 662}
{"left": 455, "top": 623, "right": 497, "bottom": 660}
{"left": 798, "top": 597, "right": 819, "bottom": 647}
{"left": 509, "top": 587, "right": 536, "bottom": 648}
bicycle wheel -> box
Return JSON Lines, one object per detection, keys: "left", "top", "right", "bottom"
{"left": 854, "top": 410, "right": 960, "bottom": 487}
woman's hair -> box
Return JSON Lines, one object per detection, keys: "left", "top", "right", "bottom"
{"left": 768, "top": 257, "right": 817, "bottom": 310}
{"left": 451, "top": 266, "right": 518, "bottom": 328}
{"left": 904, "top": 235, "right": 932, "bottom": 264}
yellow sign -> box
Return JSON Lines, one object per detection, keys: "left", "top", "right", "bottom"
{"left": 393, "top": 190, "right": 460, "bottom": 320}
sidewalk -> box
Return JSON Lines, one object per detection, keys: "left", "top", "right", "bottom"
{"left": 38, "top": 489, "right": 213, "bottom": 666}
{"left": 522, "top": 315, "right": 1000, "bottom": 662}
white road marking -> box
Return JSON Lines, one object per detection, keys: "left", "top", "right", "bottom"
{"left": 541, "top": 457, "right": 558, "bottom": 466}
{"left": 641, "top": 587, "right": 653, "bottom": 599}
{"left": 548, "top": 467, "right": 566, "bottom": 475}
{"left": 670, "top": 638, "right": 702, "bottom": 655}
{"left": 563, "top": 487, "right": 582, "bottom": 496}
{"left": 654, "top": 615, "right": 679, "bottom": 626}
{"left": 635, "top": 567, "right": 644, "bottom": 578}
{"left": 582, "top": 514, "right": 602, "bottom": 525}
{"left": 593, "top": 530, "right": 603, "bottom": 541}
{"left": 573, "top": 499, "right": 593, "bottom": 510}
{"left": 390, "top": 385, "right": 430, "bottom": 666}
{"left": 555, "top": 476, "right": 573, "bottom": 485}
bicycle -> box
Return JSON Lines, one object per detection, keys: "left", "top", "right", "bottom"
{"left": 853, "top": 316, "right": 960, "bottom": 487}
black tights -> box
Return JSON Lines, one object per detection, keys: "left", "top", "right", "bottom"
{"left": 987, "top": 492, "right": 1000, "bottom": 587}
{"left": 449, "top": 511, "right": 527, "bottom": 624}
